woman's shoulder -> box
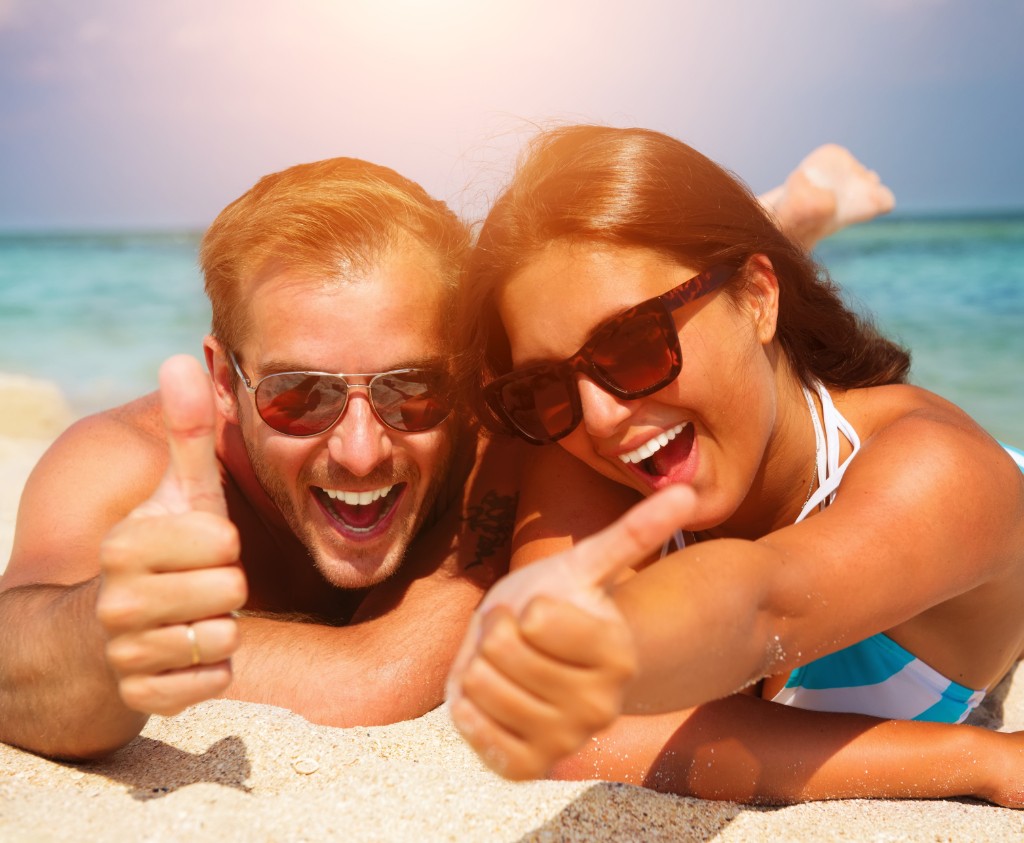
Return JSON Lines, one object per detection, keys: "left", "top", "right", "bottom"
{"left": 817, "top": 384, "right": 1023, "bottom": 581}
{"left": 836, "top": 382, "right": 1021, "bottom": 490}
{"left": 839, "top": 383, "right": 990, "bottom": 442}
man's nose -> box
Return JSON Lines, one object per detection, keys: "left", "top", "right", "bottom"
{"left": 326, "top": 389, "right": 393, "bottom": 476}
{"left": 576, "top": 375, "right": 633, "bottom": 440}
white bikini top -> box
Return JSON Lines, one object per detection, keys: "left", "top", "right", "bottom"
{"left": 796, "top": 380, "right": 862, "bottom": 522}
{"left": 665, "top": 380, "right": 860, "bottom": 552}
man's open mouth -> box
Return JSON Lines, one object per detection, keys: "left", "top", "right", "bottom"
{"left": 314, "top": 484, "right": 404, "bottom": 533}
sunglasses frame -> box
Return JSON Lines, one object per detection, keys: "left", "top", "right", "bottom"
{"left": 483, "top": 264, "right": 736, "bottom": 445}
{"left": 229, "top": 350, "right": 453, "bottom": 436}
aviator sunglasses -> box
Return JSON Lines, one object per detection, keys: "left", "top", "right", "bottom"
{"left": 483, "top": 264, "right": 736, "bottom": 445}
{"left": 229, "top": 351, "right": 453, "bottom": 436}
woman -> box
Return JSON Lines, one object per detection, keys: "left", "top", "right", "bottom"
{"left": 447, "top": 125, "right": 1024, "bottom": 804}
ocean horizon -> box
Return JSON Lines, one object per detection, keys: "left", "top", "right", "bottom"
{"left": 1, "top": 211, "right": 1022, "bottom": 445}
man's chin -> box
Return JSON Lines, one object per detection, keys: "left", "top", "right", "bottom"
{"left": 299, "top": 497, "right": 421, "bottom": 589}
{"left": 310, "top": 543, "right": 407, "bottom": 590}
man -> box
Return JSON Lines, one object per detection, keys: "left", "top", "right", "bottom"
{"left": 0, "top": 158, "right": 523, "bottom": 759}
{"left": 0, "top": 147, "right": 893, "bottom": 760}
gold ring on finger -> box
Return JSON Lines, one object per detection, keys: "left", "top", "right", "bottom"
{"left": 185, "top": 623, "right": 201, "bottom": 667}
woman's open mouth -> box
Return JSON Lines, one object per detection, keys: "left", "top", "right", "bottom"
{"left": 618, "top": 422, "right": 692, "bottom": 475}
{"left": 618, "top": 422, "right": 696, "bottom": 484}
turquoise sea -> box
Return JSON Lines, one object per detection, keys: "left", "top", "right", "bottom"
{"left": 0, "top": 215, "right": 1022, "bottom": 445}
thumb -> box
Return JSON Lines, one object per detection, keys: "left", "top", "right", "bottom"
{"left": 447, "top": 484, "right": 694, "bottom": 704}
{"left": 158, "top": 354, "right": 227, "bottom": 516}
{"left": 564, "top": 483, "right": 695, "bottom": 591}
{"left": 450, "top": 483, "right": 694, "bottom": 689}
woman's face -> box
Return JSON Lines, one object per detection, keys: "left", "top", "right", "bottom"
{"left": 496, "top": 241, "right": 782, "bottom": 532}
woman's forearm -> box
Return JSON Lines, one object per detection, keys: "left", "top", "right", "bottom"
{"left": 553, "top": 694, "right": 1018, "bottom": 807}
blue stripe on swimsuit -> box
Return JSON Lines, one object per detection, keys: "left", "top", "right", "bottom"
{"left": 771, "top": 632, "right": 985, "bottom": 723}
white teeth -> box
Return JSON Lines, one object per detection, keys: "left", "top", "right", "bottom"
{"left": 618, "top": 423, "right": 689, "bottom": 465}
{"left": 323, "top": 485, "right": 393, "bottom": 506}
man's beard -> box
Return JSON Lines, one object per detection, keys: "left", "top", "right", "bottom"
{"left": 242, "top": 434, "right": 453, "bottom": 589}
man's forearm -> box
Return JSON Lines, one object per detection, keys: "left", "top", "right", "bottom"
{"left": 0, "top": 578, "right": 148, "bottom": 759}
{"left": 224, "top": 576, "right": 481, "bottom": 726}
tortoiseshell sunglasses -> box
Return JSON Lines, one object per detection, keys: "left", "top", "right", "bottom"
{"left": 482, "top": 264, "right": 736, "bottom": 445}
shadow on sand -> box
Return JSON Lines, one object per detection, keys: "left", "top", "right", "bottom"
{"left": 69, "top": 734, "right": 252, "bottom": 801}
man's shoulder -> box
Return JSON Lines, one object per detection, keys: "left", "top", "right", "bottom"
{"left": 100, "top": 391, "right": 166, "bottom": 444}
{"left": 45, "top": 392, "right": 170, "bottom": 480}
{"left": 3, "top": 393, "right": 172, "bottom": 587}
{"left": 56, "top": 393, "right": 158, "bottom": 452}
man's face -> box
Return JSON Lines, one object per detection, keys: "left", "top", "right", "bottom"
{"left": 228, "top": 244, "right": 455, "bottom": 589}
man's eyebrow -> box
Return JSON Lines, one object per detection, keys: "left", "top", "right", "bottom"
{"left": 379, "top": 356, "right": 449, "bottom": 372}
{"left": 254, "top": 356, "right": 449, "bottom": 374}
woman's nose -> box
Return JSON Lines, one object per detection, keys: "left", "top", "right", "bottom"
{"left": 575, "top": 374, "right": 634, "bottom": 440}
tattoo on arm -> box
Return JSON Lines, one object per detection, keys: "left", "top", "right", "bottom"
{"left": 462, "top": 490, "right": 519, "bottom": 570}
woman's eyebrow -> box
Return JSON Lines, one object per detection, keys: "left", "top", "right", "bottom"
{"left": 510, "top": 304, "right": 640, "bottom": 369}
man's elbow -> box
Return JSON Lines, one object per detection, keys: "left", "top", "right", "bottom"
{"left": 263, "top": 677, "right": 446, "bottom": 729}
{"left": 1, "top": 722, "right": 141, "bottom": 763}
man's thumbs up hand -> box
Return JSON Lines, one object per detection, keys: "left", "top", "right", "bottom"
{"left": 97, "top": 356, "right": 246, "bottom": 716}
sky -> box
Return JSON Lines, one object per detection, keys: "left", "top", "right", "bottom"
{"left": 1, "top": 0, "right": 1022, "bottom": 230}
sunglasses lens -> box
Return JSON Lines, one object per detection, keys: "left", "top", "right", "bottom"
{"left": 255, "top": 373, "right": 347, "bottom": 436}
{"left": 487, "top": 308, "right": 680, "bottom": 444}
{"left": 495, "top": 369, "right": 578, "bottom": 443}
{"left": 371, "top": 370, "right": 451, "bottom": 432}
{"left": 591, "top": 309, "right": 679, "bottom": 394}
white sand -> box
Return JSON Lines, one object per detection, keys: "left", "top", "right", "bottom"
{"left": 0, "top": 373, "right": 73, "bottom": 571}
{"left": 2, "top": 375, "right": 1023, "bottom": 841}
{"left": 2, "top": 690, "right": 1023, "bottom": 843}
{"left": 0, "top": 373, "right": 73, "bottom": 440}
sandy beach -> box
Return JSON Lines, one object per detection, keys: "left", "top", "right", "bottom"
{"left": 2, "top": 375, "right": 1022, "bottom": 842}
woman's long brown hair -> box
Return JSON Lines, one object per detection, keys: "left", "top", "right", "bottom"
{"left": 455, "top": 125, "right": 909, "bottom": 431}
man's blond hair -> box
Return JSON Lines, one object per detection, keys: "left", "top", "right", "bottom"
{"left": 200, "top": 157, "right": 470, "bottom": 351}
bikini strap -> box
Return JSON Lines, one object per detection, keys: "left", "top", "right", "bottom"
{"left": 796, "top": 382, "right": 861, "bottom": 523}
{"left": 666, "top": 382, "right": 861, "bottom": 552}
{"left": 663, "top": 528, "right": 691, "bottom": 554}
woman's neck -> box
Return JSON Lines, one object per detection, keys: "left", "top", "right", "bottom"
{"left": 702, "top": 372, "right": 820, "bottom": 542}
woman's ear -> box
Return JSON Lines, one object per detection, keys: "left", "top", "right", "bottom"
{"left": 203, "top": 335, "right": 241, "bottom": 424}
{"left": 743, "top": 255, "right": 780, "bottom": 345}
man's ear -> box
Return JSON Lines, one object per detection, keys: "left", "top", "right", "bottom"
{"left": 743, "top": 255, "right": 780, "bottom": 345}
{"left": 203, "top": 335, "right": 241, "bottom": 424}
